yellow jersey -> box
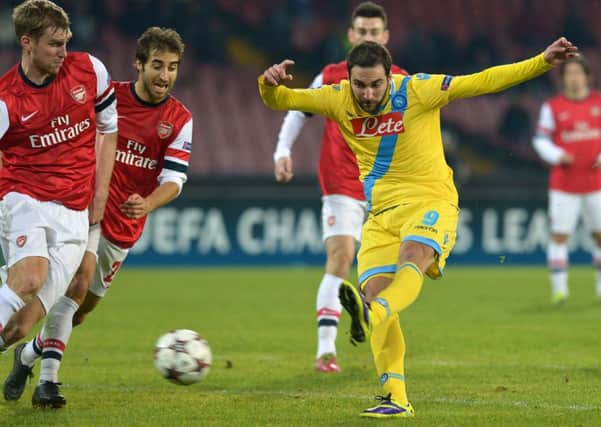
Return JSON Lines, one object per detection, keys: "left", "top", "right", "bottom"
{"left": 259, "top": 54, "right": 553, "bottom": 213}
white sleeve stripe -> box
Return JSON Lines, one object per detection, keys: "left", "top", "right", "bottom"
{"left": 89, "top": 54, "right": 112, "bottom": 99}
{"left": 0, "top": 100, "right": 9, "bottom": 140}
{"left": 164, "top": 156, "right": 189, "bottom": 165}
{"left": 309, "top": 72, "right": 324, "bottom": 89}
{"left": 533, "top": 136, "right": 564, "bottom": 165}
{"left": 537, "top": 102, "right": 555, "bottom": 133}
{"left": 95, "top": 86, "right": 114, "bottom": 105}
{"left": 167, "top": 119, "right": 193, "bottom": 150}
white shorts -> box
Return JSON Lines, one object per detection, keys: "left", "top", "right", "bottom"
{"left": 321, "top": 194, "right": 367, "bottom": 242}
{"left": 86, "top": 224, "right": 129, "bottom": 297}
{"left": 0, "top": 192, "right": 88, "bottom": 312}
{"left": 549, "top": 189, "right": 601, "bottom": 234}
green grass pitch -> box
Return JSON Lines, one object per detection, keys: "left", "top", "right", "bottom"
{"left": 1, "top": 266, "right": 600, "bottom": 426}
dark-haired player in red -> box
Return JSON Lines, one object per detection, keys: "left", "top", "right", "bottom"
{"left": 3, "top": 26, "right": 192, "bottom": 408}
{"left": 533, "top": 56, "right": 601, "bottom": 304}
{"left": 273, "top": 1, "right": 407, "bottom": 373}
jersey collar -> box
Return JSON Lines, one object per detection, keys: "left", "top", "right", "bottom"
{"left": 130, "top": 81, "right": 171, "bottom": 108}
{"left": 18, "top": 63, "right": 56, "bottom": 89}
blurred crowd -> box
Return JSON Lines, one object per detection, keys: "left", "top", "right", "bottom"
{"left": 1, "top": 0, "right": 601, "bottom": 180}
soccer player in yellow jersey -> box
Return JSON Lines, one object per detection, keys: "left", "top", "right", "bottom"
{"left": 259, "top": 37, "right": 578, "bottom": 418}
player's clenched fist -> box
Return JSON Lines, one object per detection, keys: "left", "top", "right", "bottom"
{"left": 543, "top": 37, "right": 579, "bottom": 65}
{"left": 274, "top": 156, "right": 294, "bottom": 183}
{"left": 262, "top": 59, "right": 295, "bottom": 86}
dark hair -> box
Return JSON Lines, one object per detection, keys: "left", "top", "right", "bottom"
{"left": 559, "top": 56, "right": 590, "bottom": 78}
{"left": 136, "top": 27, "right": 185, "bottom": 65}
{"left": 351, "top": 1, "right": 388, "bottom": 28}
{"left": 12, "top": 0, "right": 70, "bottom": 41}
{"left": 347, "top": 41, "right": 392, "bottom": 76}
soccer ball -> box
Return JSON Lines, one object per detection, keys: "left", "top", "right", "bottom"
{"left": 154, "top": 329, "right": 212, "bottom": 385}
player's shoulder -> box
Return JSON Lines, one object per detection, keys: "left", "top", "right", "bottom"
{"left": 113, "top": 80, "right": 132, "bottom": 94}
{"left": 321, "top": 60, "right": 348, "bottom": 84}
{"left": 405, "top": 73, "right": 448, "bottom": 90}
{"left": 61, "top": 51, "right": 100, "bottom": 76}
{"left": 589, "top": 90, "right": 601, "bottom": 102}
{"left": 0, "top": 64, "right": 20, "bottom": 96}
{"left": 64, "top": 51, "right": 94, "bottom": 66}
{"left": 545, "top": 94, "right": 569, "bottom": 109}
{"left": 165, "top": 94, "right": 193, "bottom": 123}
{"left": 391, "top": 64, "right": 409, "bottom": 76}
{"left": 322, "top": 60, "right": 347, "bottom": 73}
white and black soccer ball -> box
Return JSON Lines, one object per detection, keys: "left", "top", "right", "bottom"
{"left": 154, "top": 329, "right": 212, "bottom": 385}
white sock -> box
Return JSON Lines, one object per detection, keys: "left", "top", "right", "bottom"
{"left": 21, "top": 330, "right": 44, "bottom": 367}
{"left": 548, "top": 241, "right": 569, "bottom": 296}
{"left": 593, "top": 246, "right": 601, "bottom": 297}
{"left": 0, "top": 285, "right": 25, "bottom": 330}
{"left": 39, "top": 296, "right": 79, "bottom": 383}
{"left": 316, "top": 273, "right": 343, "bottom": 357}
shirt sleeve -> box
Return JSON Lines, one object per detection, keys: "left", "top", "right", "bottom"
{"left": 158, "top": 118, "right": 192, "bottom": 195}
{"left": 0, "top": 99, "right": 8, "bottom": 140}
{"left": 258, "top": 76, "right": 341, "bottom": 119}
{"left": 272, "top": 72, "right": 324, "bottom": 161}
{"left": 89, "top": 54, "right": 118, "bottom": 134}
{"left": 532, "top": 102, "right": 564, "bottom": 164}
{"left": 412, "top": 53, "right": 554, "bottom": 110}
{"left": 274, "top": 110, "right": 307, "bottom": 160}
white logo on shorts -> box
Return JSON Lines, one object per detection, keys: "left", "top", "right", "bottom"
{"left": 16, "top": 235, "right": 26, "bottom": 248}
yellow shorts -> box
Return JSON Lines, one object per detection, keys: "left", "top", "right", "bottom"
{"left": 357, "top": 200, "right": 459, "bottom": 286}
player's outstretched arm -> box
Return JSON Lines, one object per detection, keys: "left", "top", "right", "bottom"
{"left": 259, "top": 61, "right": 340, "bottom": 119}
{"left": 424, "top": 37, "right": 579, "bottom": 107}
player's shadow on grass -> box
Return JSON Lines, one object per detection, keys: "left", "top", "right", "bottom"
{"left": 511, "top": 301, "right": 600, "bottom": 315}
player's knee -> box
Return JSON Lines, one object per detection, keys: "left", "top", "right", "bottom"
{"left": 551, "top": 234, "right": 569, "bottom": 244}
{"left": 3, "top": 322, "right": 32, "bottom": 344}
{"left": 399, "top": 242, "right": 435, "bottom": 271}
{"left": 327, "top": 246, "right": 354, "bottom": 271}
{"left": 11, "top": 274, "right": 45, "bottom": 300}
{"left": 362, "top": 276, "right": 393, "bottom": 303}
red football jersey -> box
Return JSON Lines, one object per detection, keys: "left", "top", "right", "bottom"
{"left": 101, "top": 82, "right": 193, "bottom": 248}
{"left": 318, "top": 61, "right": 408, "bottom": 199}
{"left": 537, "top": 91, "right": 601, "bottom": 193}
{"left": 0, "top": 52, "right": 116, "bottom": 210}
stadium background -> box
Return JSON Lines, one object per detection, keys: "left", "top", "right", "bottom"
{"left": 1, "top": 0, "right": 599, "bottom": 266}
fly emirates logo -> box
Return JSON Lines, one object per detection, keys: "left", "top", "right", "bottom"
{"left": 116, "top": 140, "right": 158, "bottom": 170}
{"left": 351, "top": 112, "right": 405, "bottom": 137}
{"left": 29, "top": 114, "right": 91, "bottom": 148}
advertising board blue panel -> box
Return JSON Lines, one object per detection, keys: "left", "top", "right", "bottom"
{"left": 126, "top": 198, "right": 594, "bottom": 266}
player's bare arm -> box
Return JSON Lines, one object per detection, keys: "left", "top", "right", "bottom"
{"left": 89, "top": 131, "right": 118, "bottom": 224}
{"left": 119, "top": 182, "right": 180, "bottom": 219}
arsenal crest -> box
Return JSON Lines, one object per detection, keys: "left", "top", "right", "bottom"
{"left": 327, "top": 216, "right": 336, "bottom": 226}
{"left": 157, "top": 121, "right": 173, "bottom": 139}
{"left": 70, "top": 85, "right": 87, "bottom": 104}
{"left": 16, "top": 235, "right": 27, "bottom": 248}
